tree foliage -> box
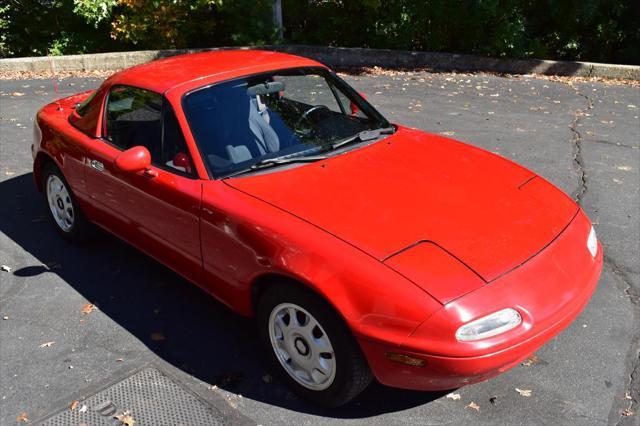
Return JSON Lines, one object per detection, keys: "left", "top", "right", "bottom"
{"left": 1, "top": 0, "right": 638, "bottom": 64}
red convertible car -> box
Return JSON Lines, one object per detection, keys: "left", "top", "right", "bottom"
{"left": 32, "top": 50, "right": 602, "bottom": 406}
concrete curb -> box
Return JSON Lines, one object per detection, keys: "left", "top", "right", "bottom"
{"left": 1, "top": 45, "right": 638, "bottom": 80}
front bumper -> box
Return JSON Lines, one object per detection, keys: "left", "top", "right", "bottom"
{"left": 358, "top": 210, "right": 603, "bottom": 390}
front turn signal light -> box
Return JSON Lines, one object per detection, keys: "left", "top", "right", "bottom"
{"left": 455, "top": 308, "right": 522, "bottom": 341}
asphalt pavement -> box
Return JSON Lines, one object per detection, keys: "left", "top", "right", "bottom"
{"left": 0, "top": 71, "right": 638, "bottom": 425}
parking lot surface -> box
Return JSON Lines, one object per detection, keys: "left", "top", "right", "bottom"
{"left": 1, "top": 71, "right": 638, "bottom": 425}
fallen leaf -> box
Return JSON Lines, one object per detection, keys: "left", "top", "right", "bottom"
{"left": 114, "top": 410, "right": 136, "bottom": 426}
{"left": 16, "top": 412, "right": 28, "bottom": 422}
{"left": 150, "top": 332, "right": 165, "bottom": 341}
{"left": 81, "top": 303, "right": 97, "bottom": 315}
{"left": 515, "top": 388, "right": 532, "bottom": 397}
{"left": 1, "top": 265, "right": 12, "bottom": 273}
{"left": 70, "top": 400, "right": 79, "bottom": 410}
{"left": 467, "top": 401, "right": 480, "bottom": 411}
{"left": 446, "top": 392, "right": 461, "bottom": 400}
{"left": 39, "top": 341, "right": 55, "bottom": 348}
{"left": 521, "top": 354, "right": 540, "bottom": 367}
{"left": 11, "top": 92, "right": 25, "bottom": 96}
{"left": 622, "top": 409, "right": 633, "bottom": 416}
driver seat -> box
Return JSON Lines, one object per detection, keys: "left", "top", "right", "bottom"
{"left": 225, "top": 95, "right": 280, "bottom": 164}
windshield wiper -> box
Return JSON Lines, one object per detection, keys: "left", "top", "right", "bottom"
{"left": 329, "top": 126, "right": 395, "bottom": 151}
{"left": 223, "top": 155, "right": 327, "bottom": 178}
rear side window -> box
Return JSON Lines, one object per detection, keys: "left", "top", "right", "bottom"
{"left": 104, "top": 85, "right": 194, "bottom": 177}
{"left": 105, "top": 86, "right": 162, "bottom": 158}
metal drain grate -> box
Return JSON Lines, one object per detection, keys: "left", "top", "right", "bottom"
{"left": 39, "top": 367, "right": 226, "bottom": 425}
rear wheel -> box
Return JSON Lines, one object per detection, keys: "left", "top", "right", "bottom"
{"left": 42, "top": 162, "right": 92, "bottom": 242}
{"left": 257, "top": 283, "right": 373, "bottom": 407}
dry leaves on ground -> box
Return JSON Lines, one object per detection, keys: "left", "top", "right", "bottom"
{"left": 445, "top": 392, "right": 461, "bottom": 400}
{"left": 521, "top": 354, "right": 540, "bottom": 367}
{"left": 69, "top": 400, "right": 79, "bottom": 410}
{"left": 467, "top": 401, "right": 480, "bottom": 411}
{"left": 515, "top": 388, "right": 532, "bottom": 397}
{"left": 0, "top": 69, "right": 117, "bottom": 80}
{"left": 39, "top": 341, "right": 55, "bottom": 348}
{"left": 114, "top": 410, "right": 136, "bottom": 426}
{"left": 622, "top": 409, "right": 634, "bottom": 417}
{"left": 81, "top": 303, "right": 97, "bottom": 315}
{"left": 16, "top": 412, "right": 29, "bottom": 422}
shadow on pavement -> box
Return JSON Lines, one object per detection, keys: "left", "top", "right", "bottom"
{"left": 0, "top": 173, "right": 446, "bottom": 418}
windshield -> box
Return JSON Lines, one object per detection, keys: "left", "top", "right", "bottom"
{"left": 182, "top": 67, "right": 390, "bottom": 178}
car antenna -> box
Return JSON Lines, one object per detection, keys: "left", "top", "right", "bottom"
{"left": 48, "top": 49, "right": 62, "bottom": 111}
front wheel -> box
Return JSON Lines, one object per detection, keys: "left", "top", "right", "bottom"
{"left": 257, "top": 283, "right": 373, "bottom": 407}
{"left": 42, "top": 162, "right": 92, "bottom": 242}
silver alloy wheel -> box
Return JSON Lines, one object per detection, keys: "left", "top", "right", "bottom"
{"left": 268, "top": 303, "right": 336, "bottom": 391}
{"left": 46, "top": 174, "right": 74, "bottom": 232}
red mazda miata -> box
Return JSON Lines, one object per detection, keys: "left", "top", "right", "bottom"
{"left": 32, "top": 50, "right": 602, "bottom": 406}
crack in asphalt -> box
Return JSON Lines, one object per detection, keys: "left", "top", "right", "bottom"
{"left": 573, "top": 84, "right": 639, "bottom": 424}
{"left": 586, "top": 139, "right": 639, "bottom": 150}
{"left": 568, "top": 84, "right": 594, "bottom": 205}
{"left": 604, "top": 255, "right": 640, "bottom": 425}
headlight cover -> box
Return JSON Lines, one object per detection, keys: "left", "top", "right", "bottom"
{"left": 455, "top": 308, "right": 522, "bottom": 342}
{"left": 587, "top": 226, "right": 598, "bottom": 258}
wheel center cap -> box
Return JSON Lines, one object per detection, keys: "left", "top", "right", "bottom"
{"left": 294, "top": 337, "right": 309, "bottom": 356}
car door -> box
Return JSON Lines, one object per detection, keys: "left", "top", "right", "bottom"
{"left": 85, "top": 85, "right": 202, "bottom": 284}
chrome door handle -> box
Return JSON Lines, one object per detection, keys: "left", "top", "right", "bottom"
{"left": 90, "top": 160, "right": 104, "bottom": 171}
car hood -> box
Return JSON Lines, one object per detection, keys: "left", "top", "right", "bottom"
{"left": 226, "top": 127, "right": 578, "bottom": 298}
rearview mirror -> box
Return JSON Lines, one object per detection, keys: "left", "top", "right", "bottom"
{"left": 247, "top": 81, "right": 285, "bottom": 96}
{"left": 115, "top": 146, "right": 152, "bottom": 173}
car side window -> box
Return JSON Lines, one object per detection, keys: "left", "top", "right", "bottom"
{"left": 105, "top": 86, "right": 163, "bottom": 160}
{"left": 162, "top": 101, "right": 195, "bottom": 176}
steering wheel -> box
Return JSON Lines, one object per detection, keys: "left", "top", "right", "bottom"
{"left": 294, "top": 105, "right": 330, "bottom": 128}
{"left": 302, "top": 104, "right": 330, "bottom": 120}
{"left": 288, "top": 105, "right": 330, "bottom": 146}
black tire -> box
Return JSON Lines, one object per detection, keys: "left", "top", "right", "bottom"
{"left": 257, "top": 282, "right": 373, "bottom": 407}
{"left": 41, "top": 162, "right": 92, "bottom": 242}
